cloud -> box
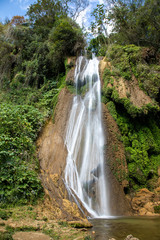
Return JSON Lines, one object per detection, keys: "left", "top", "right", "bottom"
{"left": 76, "top": 0, "right": 113, "bottom": 36}
{"left": 76, "top": 4, "right": 93, "bottom": 28}
{"left": 76, "top": 0, "right": 105, "bottom": 29}
{"left": 18, "top": 0, "right": 31, "bottom": 10}
{"left": 99, "top": 0, "right": 105, "bottom": 4}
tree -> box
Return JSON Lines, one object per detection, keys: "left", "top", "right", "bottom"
{"left": 48, "top": 17, "right": 85, "bottom": 74}
{"left": 91, "top": 4, "right": 108, "bottom": 38}
{"left": 64, "top": 0, "right": 89, "bottom": 20}
{"left": 108, "top": 0, "right": 160, "bottom": 48}
{"left": 88, "top": 35, "right": 108, "bottom": 56}
{"left": 10, "top": 16, "right": 25, "bottom": 26}
{"left": 49, "top": 17, "right": 85, "bottom": 55}
{"left": 26, "top": 0, "right": 65, "bottom": 33}
{"left": 91, "top": 0, "right": 160, "bottom": 50}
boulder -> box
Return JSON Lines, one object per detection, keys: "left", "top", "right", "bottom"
{"left": 143, "top": 202, "right": 154, "bottom": 212}
{"left": 131, "top": 188, "right": 154, "bottom": 213}
{"left": 124, "top": 234, "right": 139, "bottom": 240}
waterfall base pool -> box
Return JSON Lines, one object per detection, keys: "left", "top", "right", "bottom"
{"left": 88, "top": 217, "right": 160, "bottom": 240}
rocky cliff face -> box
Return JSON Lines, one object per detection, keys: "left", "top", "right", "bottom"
{"left": 99, "top": 54, "right": 160, "bottom": 216}
{"left": 36, "top": 58, "right": 134, "bottom": 218}
{"left": 99, "top": 57, "right": 154, "bottom": 109}
{"left": 37, "top": 54, "right": 160, "bottom": 218}
{"left": 102, "top": 104, "right": 132, "bottom": 215}
{"left": 37, "top": 88, "right": 90, "bottom": 221}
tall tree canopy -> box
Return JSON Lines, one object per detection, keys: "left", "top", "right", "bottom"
{"left": 90, "top": 0, "right": 160, "bottom": 51}
{"left": 0, "top": 0, "right": 85, "bottom": 88}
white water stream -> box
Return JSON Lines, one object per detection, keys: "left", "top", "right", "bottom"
{"left": 65, "top": 56, "right": 110, "bottom": 218}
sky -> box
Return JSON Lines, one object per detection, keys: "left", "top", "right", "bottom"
{"left": 0, "top": 0, "right": 105, "bottom": 27}
{"left": 0, "top": 0, "right": 35, "bottom": 22}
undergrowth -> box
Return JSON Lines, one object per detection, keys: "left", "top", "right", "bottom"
{"left": 0, "top": 73, "right": 66, "bottom": 206}
{"left": 106, "top": 101, "right": 160, "bottom": 191}
{"left": 105, "top": 44, "right": 160, "bottom": 99}
{"left": 103, "top": 44, "right": 160, "bottom": 191}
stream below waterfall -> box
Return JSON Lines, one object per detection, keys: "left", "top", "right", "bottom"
{"left": 88, "top": 217, "right": 160, "bottom": 240}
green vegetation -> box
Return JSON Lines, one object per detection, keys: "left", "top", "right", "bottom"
{"left": 58, "top": 221, "right": 68, "bottom": 227}
{"left": 102, "top": 43, "right": 160, "bottom": 191}
{"left": 0, "top": 210, "right": 11, "bottom": 220}
{"left": 89, "top": 0, "right": 160, "bottom": 55}
{"left": 105, "top": 98, "right": 160, "bottom": 190}
{"left": 154, "top": 205, "right": 160, "bottom": 213}
{"left": 105, "top": 44, "right": 160, "bottom": 100}
{"left": 0, "top": 0, "right": 84, "bottom": 206}
{"left": 0, "top": 0, "right": 160, "bottom": 213}
{"left": 0, "top": 232, "right": 13, "bottom": 240}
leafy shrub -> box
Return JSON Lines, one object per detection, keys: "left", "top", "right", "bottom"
{"left": 0, "top": 232, "right": 13, "bottom": 240}
{"left": 106, "top": 101, "right": 160, "bottom": 189}
{"left": 0, "top": 103, "right": 44, "bottom": 205}
{"left": 105, "top": 44, "right": 160, "bottom": 101}
{"left": 0, "top": 210, "right": 11, "bottom": 220}
{"left": 154, "top": 205, "right": 160, "bottom": 213}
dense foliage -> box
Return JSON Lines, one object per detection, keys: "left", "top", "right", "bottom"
{"left": 0, "top": 0, "right": 85, "bottom": 206}
{"left": 107, "top": 100, "right": 160, "bottom": 190}
{"left": 104, "top": 44, "right": 160, "bottom": 100}
{"left": 89, "top": 0, "right": 160, "bottom": 56}
{"left": 0, "top": 103, "right": 44, "bottom": 204}
{"left": 89, "top": 0, "right": 160, "bottom": 192}
{"left": 102, "top": 44, "right": 160, "bottom": 191}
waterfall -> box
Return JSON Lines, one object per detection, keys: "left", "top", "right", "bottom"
{"left": 65, "top": 56, "right": 110, "bottom": 218}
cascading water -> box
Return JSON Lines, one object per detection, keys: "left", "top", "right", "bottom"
{"left": 65, "top": 56, "right": 110, "bottom": 218}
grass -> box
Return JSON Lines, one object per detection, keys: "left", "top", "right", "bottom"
{"left": 0, "top": 205, "right": 92, "bottom": 240}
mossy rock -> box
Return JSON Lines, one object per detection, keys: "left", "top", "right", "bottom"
{"left": 68, "top": 221, "right": 92, "bottom": 228}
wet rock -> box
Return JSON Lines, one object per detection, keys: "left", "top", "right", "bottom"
{"left": 83, "top": 177, "right": 97, "bottom": 198}
{"left": 68, "top": 220, "right": 92, "bottom": 228}
{"left": 79, "top": 57, "right": 88, "bottom": 73}
{"left": 76, "top": 57, "right": 88, "bottom": 89}
{"left": 124, "top": 234, "right": 139, "bottom": 240}
{"left": 91, "top": 164, "right": 102, "bottom": 178}
{"left": 92, "top": 73, "right": 98, "bottom": 83}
